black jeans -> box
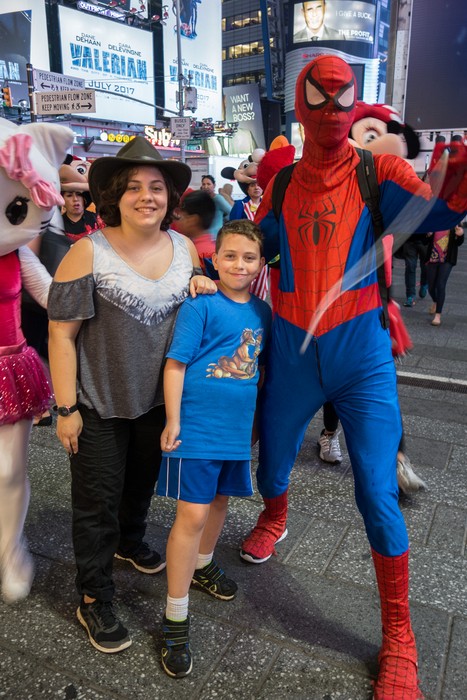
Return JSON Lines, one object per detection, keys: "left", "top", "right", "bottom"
{"left": 323, "top": 401, "right": 339, "bottom": 433}
{"left": 425, "top": 262, "right": 453, "bottom": 313}
{"left": 403, "top": 239, "right": 428, "bottom": 298}
{"left": 70, "top": 403, "right": 166, "bottom": 602}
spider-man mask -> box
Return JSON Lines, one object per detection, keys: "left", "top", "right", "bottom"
{"left": 295, "top": 56, "right": 356, "bottom": 150}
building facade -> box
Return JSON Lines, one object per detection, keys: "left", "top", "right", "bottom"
{"left": 222, "top": 0, "right": 286, "bottom": 101}
{"left": 220, "top": 0, "right": 287, "bottom": 149}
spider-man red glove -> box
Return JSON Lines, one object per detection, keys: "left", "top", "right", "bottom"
{"left": 428, "top": 140, "right": 467, "bottom": 206}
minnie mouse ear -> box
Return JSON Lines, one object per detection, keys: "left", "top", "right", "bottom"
{"left": 387, "top": 120, "right": 420, "bottom": 159}
{"left": 403, "top": 125, "right": 420, "bottom": 159}
{"left": 221, "top": 167, "right": 236, "bottom": 180}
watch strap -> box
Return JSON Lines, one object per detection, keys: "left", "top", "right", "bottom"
{"left": 53, "top": 403, "right": 79, "bottom": 416}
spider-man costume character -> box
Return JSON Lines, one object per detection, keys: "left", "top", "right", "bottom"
{"left": 241, "top": 56, "right": 467, "bottom": 699}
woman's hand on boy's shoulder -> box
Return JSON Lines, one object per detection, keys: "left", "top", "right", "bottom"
{"left": 189, "top": 275, "right": 218, "bottom": 298}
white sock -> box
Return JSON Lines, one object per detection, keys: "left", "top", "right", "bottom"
{"left": 196, "top": 551, "right": 213, "bottom": 570}
{"left": 166, "top": 594, "right": 189, "bottom": 622}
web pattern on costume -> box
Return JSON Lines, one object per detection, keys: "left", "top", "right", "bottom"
{"left": 276, "top": 168, "right": 380, "bottom": 336}
{"left": 372, "top": 551, "right": 422, "bottom": 699}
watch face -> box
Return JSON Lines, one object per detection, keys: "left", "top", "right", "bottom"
{"left": 54, "top": 404, "right": 78, "bottom": 416}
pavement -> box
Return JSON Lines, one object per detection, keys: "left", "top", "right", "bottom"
{"left": 1, "top": 251, "right": 467, "bottom": 700}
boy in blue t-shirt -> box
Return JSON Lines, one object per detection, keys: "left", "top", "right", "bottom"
{"left": 157, "top": 220, "right": 272, "bottom": 678}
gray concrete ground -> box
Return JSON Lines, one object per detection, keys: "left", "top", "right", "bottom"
{"left": 1, "top": 252, "right": 466, "bottom": 700}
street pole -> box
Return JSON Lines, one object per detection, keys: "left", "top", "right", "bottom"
{"left": 174, "top": 0, "right": 186, "bottom": 163}
{"left": 26, "top": 63, "right": 37, "bottom": 122}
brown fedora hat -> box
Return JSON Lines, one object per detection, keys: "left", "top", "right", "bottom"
{"left": 59, "top": 164, "right": 92, "bottom": 207}
{"left": 88, "top": 137, "right": 192, "bottom": 205}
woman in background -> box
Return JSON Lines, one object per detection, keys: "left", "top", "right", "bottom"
{"left": 426, "top": 224, "right": 464, "bottom": 326}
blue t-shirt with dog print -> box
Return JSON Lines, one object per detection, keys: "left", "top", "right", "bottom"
{"left": 163, "top": 289, "right": 271, "bottom": 459}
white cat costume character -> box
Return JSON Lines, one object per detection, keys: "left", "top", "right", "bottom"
{"left": 0, "top": 118, "right": 73, "bottom": 603}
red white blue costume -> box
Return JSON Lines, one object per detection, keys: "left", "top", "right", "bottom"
{"left": 240, "top": 56, "right": 467, "bottom": 699}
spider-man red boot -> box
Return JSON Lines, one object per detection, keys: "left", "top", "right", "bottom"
{"left": 372, "top": 549, "right": 424, "bottom": 700}
{"left": 240, "top": 491, "right": 288, "bottom": 564}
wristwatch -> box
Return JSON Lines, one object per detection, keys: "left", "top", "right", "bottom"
{"left": 53, "top": 403, "right": 79, "bottom": 417}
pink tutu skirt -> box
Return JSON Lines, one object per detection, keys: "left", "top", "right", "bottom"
{"left": 0, "top": 344, "right": 53, "bottom": 425}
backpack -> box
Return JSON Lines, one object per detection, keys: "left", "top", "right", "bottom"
{"left": 271, "top": 148, "right": 389, "bottom": 328}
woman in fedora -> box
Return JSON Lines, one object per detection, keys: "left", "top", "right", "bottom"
{"left": 47, "top": 137, "right": 216, "bottom": 654}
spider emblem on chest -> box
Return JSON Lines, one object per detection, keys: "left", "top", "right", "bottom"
{"left": 297, "top": 198, "right": 337, "bottom": 246}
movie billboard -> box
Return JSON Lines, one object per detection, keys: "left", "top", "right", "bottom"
{"left": 291, "top": 1, "right": 376, "bottom": 46}
{"left": 223, "top": 84, "right": 265, "bottom": 156}
{"left": 163, "top": 0, "right": 222, "bottom": 121}
{"left": 0, "top": 0, "right": 50, "bottom": 106}
{"left": 58, "top": 5, "right": 155, "bottom": 123}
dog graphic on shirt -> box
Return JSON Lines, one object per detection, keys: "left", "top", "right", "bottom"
{"left": 207, "top": 328, "right": 263, "bottom": 380}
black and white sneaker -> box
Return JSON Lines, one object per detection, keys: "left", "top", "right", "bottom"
{"left": 77, "top": 599, "right": 132, "bottom": 653}
{"left": 191, "top": 560, "right": 237, "bottom": 601}
{"left": 115, "top": 542, "right": 166, "bottom": 574}
{"left": 161, "top": 615, "right": 192, "bottom": 678}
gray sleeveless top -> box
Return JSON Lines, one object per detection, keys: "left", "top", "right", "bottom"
{"left": 48, "top": 229, "right": 193, "bottom": 418}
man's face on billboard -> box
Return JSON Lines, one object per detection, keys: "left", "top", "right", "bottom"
{"left": 302, "top": 1, "right": 325, "bottom": 32}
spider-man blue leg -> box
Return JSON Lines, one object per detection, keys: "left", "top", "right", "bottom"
{"left": 245, "top": 308, "right": 407, "bottom": 558}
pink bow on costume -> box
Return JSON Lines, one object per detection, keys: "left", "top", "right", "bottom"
{"left": 0, "top": 133, "right": 64, "bottom": 209}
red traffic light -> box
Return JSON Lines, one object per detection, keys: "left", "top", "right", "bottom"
{"left": 2, "top": 86, "right": 12, "bottom": 108}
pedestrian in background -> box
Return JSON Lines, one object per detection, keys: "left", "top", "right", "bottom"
{"left": 200, "top": 174, "right": 232, "bottom": 239}
{"left": 175, "top": 190, "right": 215, "bottom": 273}
{"left": 402, "top": 233, "right": 429, "bottom": 307}
{"left": 59, "top": 164, "right": 103, "bottom": 241}
{"left": 426, "top": 224, "right": 464, "bottom": 325}
{"left": 229, "top": 180, "right": 263, "bottom": 221}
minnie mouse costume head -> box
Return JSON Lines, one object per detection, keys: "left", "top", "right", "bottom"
{"left": 349, "top": 102, "right": 420, "bottom": 159}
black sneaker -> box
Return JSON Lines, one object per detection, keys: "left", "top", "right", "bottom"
{"left": 161, "top": 615, "right": 192, "bottom": 678}
{"left": 191, "top": 560, "right": 237, "bottom": 601}
{"left": 77, "top": 599, "right": 132, "bottom": 653}
{"left": 115, "top": 542, "right": 166, "bottom": 574}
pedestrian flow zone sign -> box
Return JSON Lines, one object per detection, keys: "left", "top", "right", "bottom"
{"left": 33, "top": 69, "right": 85, "bottom": 93}
{"left": 35, "top": 90, "right": 96, "bottom": 115}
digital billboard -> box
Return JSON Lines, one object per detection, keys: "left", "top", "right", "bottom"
{"left": 58, "top": 5, "right": 155, "bottom": 124}
{"left": 0, "top": 0, "right": 50, "bottom": 106}
{"left": 291, "top": 1, "right": 376, "bottom": 46}
{"left": 163, "top": 0, "right": 222, "bottom": 121}
{"left": 404, "top": 0, "right": 467, "bottom": 130}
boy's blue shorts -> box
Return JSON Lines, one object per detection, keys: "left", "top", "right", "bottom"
{"left": 157, "top": 457, "right": 253, "bottom": 504}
